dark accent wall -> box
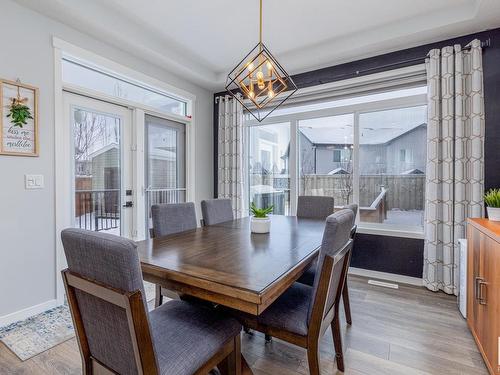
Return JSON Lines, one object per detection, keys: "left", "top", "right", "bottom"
{"left": 351, "top": 234, "right": 423, "bottom": 278}
{"left": 213, "top": 27, "right": 500, "bottom": 278}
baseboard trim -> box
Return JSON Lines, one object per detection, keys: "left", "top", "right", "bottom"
{"left": 0, "top": 299, "right": 60, "bottom": 328}
{"left": 349, "top": 267, "right": 423, "bottom": 287}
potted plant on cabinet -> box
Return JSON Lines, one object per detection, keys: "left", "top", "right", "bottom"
{"left": 484, "top": 188, "right": 500, "bottom": 221}
{"left": 250, "top": 202, "right": 273, "bottom": 233}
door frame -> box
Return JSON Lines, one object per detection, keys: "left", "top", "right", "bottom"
{"left": 53, "top": 38, "right": 196, "bottom": 304}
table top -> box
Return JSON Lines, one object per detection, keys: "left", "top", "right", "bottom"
{"left": 137, "top": 215, "right": 325, "bottom": 295}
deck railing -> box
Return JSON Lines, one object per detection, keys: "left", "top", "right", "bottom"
{"left": 75, "top": 189, "right": 120, "bottom": 231}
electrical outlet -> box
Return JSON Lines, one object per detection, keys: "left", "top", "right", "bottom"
{"left": 25, "top": 174, "right": 44, "bottom": 189}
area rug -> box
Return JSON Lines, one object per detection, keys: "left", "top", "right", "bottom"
{"left": 0, "top": 281, "right": 156, "bottom": 361}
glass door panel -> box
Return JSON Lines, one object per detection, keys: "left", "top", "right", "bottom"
{"left": 145, "top": 115, "right": 186, "bottom": 234}
{"left": 66, "top": 93, "right": 132, "bottom": 237}
{"left": 249, "top": 122, "right": 291, "bottom": 215}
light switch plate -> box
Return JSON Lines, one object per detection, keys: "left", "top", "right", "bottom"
{"left": 25, "top": 174, "right": 44, "bottom": 189}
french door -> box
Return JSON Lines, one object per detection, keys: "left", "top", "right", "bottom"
{"left": 64, "top": 92, "right": 134, "bottom": 238}
{"left": 144, "top": 115, "right": 186, "bottom": 232}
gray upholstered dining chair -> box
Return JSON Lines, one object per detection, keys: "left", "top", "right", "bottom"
{"left": 296, "top": 195, "right": 335, "bottom": 219}
{"left": 151, "top": 202, "right": 198, "bottom": 307}
{"left": 234, "top": 209, "right": 355, "bottom": 374}
{"left": 297, "top": 203, "right": 358, "bottom": 325}
{"left": 61, "top": 228, "right": 242, "bottom": 375}
{"left": 201, "top": 198, "right": 234, "bottom": 226}
{"left": 151, "top": 202, "right": 197, "bottom": 238}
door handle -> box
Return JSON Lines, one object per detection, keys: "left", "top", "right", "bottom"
{"left": 123, "top": 201, "right": 133, "bottom": 208}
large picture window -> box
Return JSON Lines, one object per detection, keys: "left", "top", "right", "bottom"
{"left": 244, "top": 85, "right": 427, "bottom": 235}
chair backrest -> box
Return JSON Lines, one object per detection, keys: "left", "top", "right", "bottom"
{"left": 201, "top": 199, "right": 234, "bottom": 225}
{"left": 61, "top": 228, "right": 157, "bottom": 375}
{"left": 151, "top": 202, "right": 197, "bottom": 238}
{"left": 297, "top": 196, "right": 335, "bottom": 219}
{"left": 344, "top": 203, "right": 358, "bottom": 238}
{"left": 344, "top": 203, "right": 358, "bottom": 218}
{"left": 307, "top": 210, "right": 355, "bottom": 327}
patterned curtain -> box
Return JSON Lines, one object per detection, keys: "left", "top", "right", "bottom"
{"left": 423, "top": 39, "right": 485, "bottom": 295}
{"left": 217, "top": 95, "right": 248, "bottom": 218}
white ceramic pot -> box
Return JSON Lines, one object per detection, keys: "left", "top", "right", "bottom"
{"left": 487, "top": 207, "right": 500, "bottom": 221}
{"left": 251, "top": 216, "right": 271, "bottom": 233}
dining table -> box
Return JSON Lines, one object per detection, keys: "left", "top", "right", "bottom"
{"left": 136, "top": 215, "right": 326, "bottom": 374}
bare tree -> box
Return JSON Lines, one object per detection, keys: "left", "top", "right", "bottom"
{"left": 338, "top": 147, "right": 353, "bottom": 205}
{"left": 73, "top": 110, "right": 106, "bottom": 161}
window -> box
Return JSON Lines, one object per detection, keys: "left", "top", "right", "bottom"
{"left": 359, "top": 106, "right": 426, "bottom": 229}
{"left": 299, "top": 114, "right": 354, "bottom": 206}
{"left": 333, "top": 149, "right": 341, "bottom": 163}
{"left": 62, "top": 58, "right": 187, "bottom": 116}
{"left": 249, "top": 122, "right": 291, "bottom": 215}
{"left": 244, "top": 83, "right": 427, "bottom": 234}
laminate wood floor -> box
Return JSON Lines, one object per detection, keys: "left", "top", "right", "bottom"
{"left": 0, "top": 276, "right": 488, "bottom": 375}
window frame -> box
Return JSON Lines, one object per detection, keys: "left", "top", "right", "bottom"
{"left": 245, "top": 89, "right": 427, "bottom": 239}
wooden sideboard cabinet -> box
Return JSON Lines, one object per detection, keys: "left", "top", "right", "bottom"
{"left": 467, "top": 218, "right": 500, "bottom": 375}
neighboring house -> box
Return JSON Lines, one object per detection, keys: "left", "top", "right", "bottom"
{"left": 299, "top": 123, "right": 427, "bottom": 175}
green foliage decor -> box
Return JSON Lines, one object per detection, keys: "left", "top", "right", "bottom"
{"left": 250, "top": 202, "right": 274, "bottom": 218}
{"left": 484, "top": 189, "right": 500, "bottom": 208}
{"left": 7, "top": 98, "right": 33, "bottom": 128}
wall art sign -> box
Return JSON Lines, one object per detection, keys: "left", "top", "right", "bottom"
{"left": 0, "top": 79, "right": 39, "bottom": 156}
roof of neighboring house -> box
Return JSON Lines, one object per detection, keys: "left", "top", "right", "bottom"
{"left": 88, "top": 142, "right": 119, "bottom": 159}
{"left": 298, "top": 105, "right": 427, "bottom": 145}
{"left": 327, "top": 167, "right": 349, "bottom": 175}
{"left": 401, "top": 168, "right": 425, "bottom": 175}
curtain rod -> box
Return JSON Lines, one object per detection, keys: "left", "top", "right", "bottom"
{"left": 338, "top": 38, "right": 491, "bottom": 82}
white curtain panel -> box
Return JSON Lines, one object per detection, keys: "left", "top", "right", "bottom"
{"left": 217, "top": 95, "right": 248, "bottom": 218}
{"left": 423, "top": 39, "right": 485, "bottom": 295}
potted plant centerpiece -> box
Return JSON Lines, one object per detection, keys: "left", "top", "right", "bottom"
{"left": 250, "top": 202, "right": 273, "bottom": 234}
{"left": 484, "top": 189, "right": 500, "bottom": 221}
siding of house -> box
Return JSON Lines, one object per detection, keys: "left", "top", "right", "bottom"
{"left": 91, "top": 148, "right": 119, "bottom": 190}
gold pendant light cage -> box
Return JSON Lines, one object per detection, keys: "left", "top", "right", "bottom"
{"left": 225, "top": 0, "right": 297, "bottom": 122}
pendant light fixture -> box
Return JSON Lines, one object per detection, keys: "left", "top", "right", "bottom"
{"left": 225, "top": 0, "right": 298, "bottom": 122}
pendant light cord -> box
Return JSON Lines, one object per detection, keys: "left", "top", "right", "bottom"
{"left": 259, "top": 0, "right": 263, "bottom": 47}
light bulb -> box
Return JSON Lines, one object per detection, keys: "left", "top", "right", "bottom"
{"left": 249, "top": 91, "right": 255, "bottom": 99}
{"left": 247, "top": 62, "right": 255, "bottom": 72}
{"left": 256, "top": 71, "right": 265, "bottom": 90}
{"left": 266, "top": 60, "right": 273, "bottom": 77}
{"left": 267, "top": 80, "right": 274, "bottom": 98}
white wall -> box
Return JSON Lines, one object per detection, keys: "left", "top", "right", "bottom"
{"left": 0, "top": 0, "right": 213, "bottom": 321}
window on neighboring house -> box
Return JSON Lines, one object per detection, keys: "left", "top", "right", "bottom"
{"left": 244, "top": 83, "right": 427, "bottom": 234}
{"left": 333, "top": 149, "right": 341, "bottom": 162}
{"left": 400, "top": 149, "right": 407, "bottom": 163}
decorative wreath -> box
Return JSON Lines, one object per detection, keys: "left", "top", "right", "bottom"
{"left": 6, "top": 86, "right": 33, "bottom": 128}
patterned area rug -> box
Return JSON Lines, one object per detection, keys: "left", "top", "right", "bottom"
{"left": 0, "top": 281, "right": 156, "bottom": 361}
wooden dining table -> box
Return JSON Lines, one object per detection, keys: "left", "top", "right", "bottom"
{"left": 137, "top": 215, "right": 325, "bottom": 374}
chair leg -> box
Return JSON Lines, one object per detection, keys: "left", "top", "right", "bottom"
{"left": 306, "top": 343, "right": 321, "bottom": 375}
{"left": 218, "top": 335, "right": 241, "bottom": 375}
{"left": 342, "top": 282, "right": 352, "bottom": 325}
{"left": 154, "top": 284, "right": 163, "bottom": 308}
{"left": 331, "top": 315, "right": 345, "bottom": 372}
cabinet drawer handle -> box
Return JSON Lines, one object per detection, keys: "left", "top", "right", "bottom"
{"left": 475, "top": 276, "right": 482, "bottom": 301}
{"left": 477, "top": 278, "right": 487, "bottom": 305}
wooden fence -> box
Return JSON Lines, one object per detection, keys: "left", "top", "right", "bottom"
{"left": 302, "top": 174, "right": 425, "bottom": 210}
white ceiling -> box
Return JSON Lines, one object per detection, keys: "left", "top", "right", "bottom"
{"left": 15, "top": 0, "right": 500, "bottom": 90}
